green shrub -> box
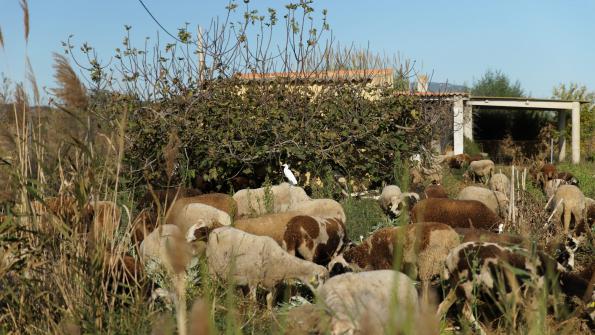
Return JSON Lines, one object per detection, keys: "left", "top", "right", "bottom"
{"left": 464, "top": 136, "right": 482, "bottom": 156}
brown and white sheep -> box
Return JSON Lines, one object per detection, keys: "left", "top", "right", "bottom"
{"left": 438, "top": 241, "right": 592, "bottom": 335}
{"left": 557, "top": 171, "right": 579, "bottom": 186}
{"left": 454, "top": 228, "right": 580, "bottom": 271}
{"left": 379, "top": 185, "right": 419, "bottom": 218}
{"left": 233, "top": 212, "right": 348, "bottom": 266}
{"left": 233, "top": 183, "right": 310, "bottom": 218}
{"left": 328, "top": 222, "right": 460, "bottom": 298}
{"left": 549, "top": 184, "right": 586, "bottom": 234}
{"left": 206, "top": 227, "right": 329, "bottom": 309}
{"left": 411, "top": 198, "right": 502, "bottom": 231}
{"left": 465, "top": 159, "right": 495, "bottom": 184}
{"left": 457, "top": 186, "right": 509, "bottom": 218}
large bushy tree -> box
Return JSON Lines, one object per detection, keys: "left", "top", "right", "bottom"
{"left": 471, "top": 69, "right": 524, "bottom": 97}
{"left": 552, "top": 83, "right": 595, "bottom": 161}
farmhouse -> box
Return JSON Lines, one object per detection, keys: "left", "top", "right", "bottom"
{"left": 397, "top": 77, "right": 588, "bottom": 164}
{"left": 237, "top": 69, "right": 587, "bottom": 164}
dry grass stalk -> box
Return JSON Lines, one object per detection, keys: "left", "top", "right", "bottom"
{"left": 189, "top": 298, "right": 212, "bottom": 335}
{"left": 0, "top": 26, "right": 4, "bottom": 49}
{"left": 164, "top": 131, "right": 181, "bottom": 180}
{"left": 20, "top": 0, "right": 29, "bottom": 43}
{"left": 51, "top": 53, "right": 88, "bottom": 110}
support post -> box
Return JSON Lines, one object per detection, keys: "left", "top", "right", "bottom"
{"left": 453, "top": 97, "right": 465, "bottom": 155}
{"left": 463, "top": 104, "right": 473, "bottom": 141}
{"left": 558, "top": 110, "right": 566, "bottom": 162}
{"left": 571, "top": 102, "right": 581, "bottom": 164}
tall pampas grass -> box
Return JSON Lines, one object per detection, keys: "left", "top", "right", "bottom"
{"left": 0, "top": 26, "right": 4, "bottom": 50}
{"left": 20, "top": 0, "right": 29, "bottom": 43}
{"left": 51, "top": 53, "right": 88, "bottom": 110}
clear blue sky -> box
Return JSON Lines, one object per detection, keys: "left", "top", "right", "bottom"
{"left": 2, "top": 0, "right": 594, "bottom": 102}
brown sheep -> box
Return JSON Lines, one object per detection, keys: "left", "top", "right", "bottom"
{"left": 328, "top": 222, "right": 460, "bottom": 298}
{"left": 537, "top": 163, "right": 557, "bottom": 188}
{"left": 411, "top": 198, "right": 502, "bottom": 231}
{"left": 447, "top": 153, "right": 471, "bottom": 169}
{"left": 131, "top": 208, "right": 157, "bottom": 246}
{"left": 541, "top": 163, "right": 557, "bottom": 181}
{"left": 424, "top": 183, "right": 448, "bottom": 199}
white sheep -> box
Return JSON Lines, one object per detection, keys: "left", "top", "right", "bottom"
{"left": 318, "top": 270, "right": 419, "bottom": 335}
{"left": 549, "top": 185, "right": 586, "bottom": 234}
{"left": 166, "top": 202, "right": 231, "bottom": 235}
{"left": 489, "top": 172, "right": 510, "bottom": 195}
{"left": 206, "top": 227, "right": 329, "bottom": 309}
{"left": 287, "top": 198, "right": 346, "bottom": 223}
{"left": 544, "top": 178, "right": 567, "bottom": 200}
{"left": 465, "top": 159, "right": 494, "bottom": 184}
{"left": 233, "top": 182, "right": 310, "bottom": 218}
{"left": 139, "top": 224, "right": 192, "bottom": 273}
{"left": 457, "top": 186, "right": 510, "bottom": 218}
{"left": 378, "top": 185, "right": 419, "bottom": 218}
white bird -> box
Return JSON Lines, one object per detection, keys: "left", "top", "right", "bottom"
{"left": 282, "top": 163, "right": 298, "bottom": 186}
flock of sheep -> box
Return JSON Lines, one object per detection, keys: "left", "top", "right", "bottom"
{"left": 28, "top": 154, "right": 594, "bottom": 334}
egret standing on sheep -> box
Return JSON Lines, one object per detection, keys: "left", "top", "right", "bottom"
{"left": 282, "top": 164, "right": 298, "bottom": 186}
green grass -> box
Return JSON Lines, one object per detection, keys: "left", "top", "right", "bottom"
{"left": 557, "top": 161, "right": 595, "bottom": 198}
{"left": 341, "top": 197, "right": 389, "bottom": 241}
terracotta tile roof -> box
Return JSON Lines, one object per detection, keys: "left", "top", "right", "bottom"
{"left": 394, "top": 91, "right": 469, "bottom": 97}
{"left": 235, "top": 68, "right": 393, "bottom": 82}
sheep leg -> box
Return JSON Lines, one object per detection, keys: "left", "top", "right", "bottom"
{"left": 462, "top": 301, "right": 486, "bottom": 335}
{"left": 420, "top": 280, "right": 431, "bottom": 307}
{"left": 563, "top": 206, "right": 571, "bottom": 235}
{"left": 266, "top": 287, "right": 277, "bottom": 310}
{"left": 436, "top": 288, "right": 457, "bottom": 319}
{"left": 248, "top": 284, "right": 258, "bottom": 302}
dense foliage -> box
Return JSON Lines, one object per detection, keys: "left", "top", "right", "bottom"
{"left": 124, "top": 80, "right": 427, "bottom": 191}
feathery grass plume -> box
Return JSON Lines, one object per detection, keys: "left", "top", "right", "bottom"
{"left": 51, "top": 53, "right": 88, "bottom": 110}
{"left": 164, "top": 131, "right": 181, "bottom": 180}
{"left": 20, "top": 0, "right": 29, "bottom": 43}
{"left": 0, "top": 26, "right": 4, "bottom": 50}
{"left": 25, "top": 57, "right": 40, "bottom": 105}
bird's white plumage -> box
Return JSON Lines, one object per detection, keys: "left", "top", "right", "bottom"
{"left": 282, "top": 164, "right": 298, "bottom": 185}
